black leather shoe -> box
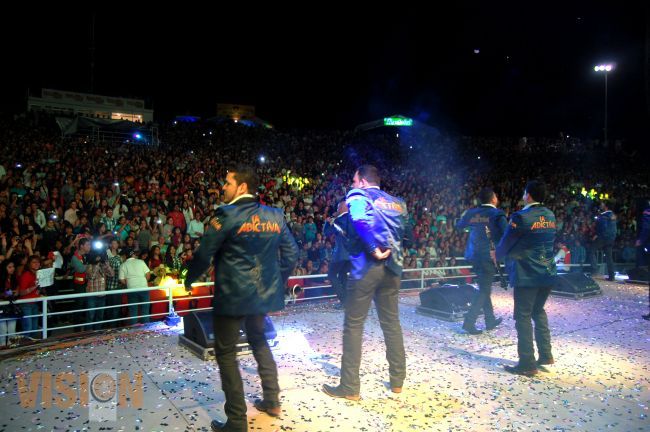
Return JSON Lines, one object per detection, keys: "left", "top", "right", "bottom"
{"left": 504, "top": 364, "right": 538, "bottom": 376}
{"left": 462, "top": 323, "right": 483, "bottom": 335}
{"left": 210, "top": 420, "right": 246, "bottom": 432}
{"left": 254, "top": 399, "right": 281, "bottom": 417}
{"left": 642, "top": 313, "right": 650, "bottom": 321}
{"left": 485, "top": 317, "right": 503, "bottom": 331}
{"left": 322, "top": 384, "right": 360, "bottom": 401}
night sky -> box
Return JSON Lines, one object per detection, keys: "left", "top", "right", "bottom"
{"left": 3, "top": 3, "right": 648, "bottom": 140}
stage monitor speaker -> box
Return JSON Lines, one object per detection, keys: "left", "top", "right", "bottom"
{"left": 179, "top": 311, "right": 277, "bottom": 360}
{"left": 182, "top": 311, "right": 216, "bottom": 348}
{"left": 627, "top": 267, "right": 649, "bottom": 283}
{"left": 551, "top": 272, "right": 601, "bottom": 299}
{"left": 416, "top": 284, "right": 478, "bottom": 321}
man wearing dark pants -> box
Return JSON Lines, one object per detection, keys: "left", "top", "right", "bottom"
{"left": 185, "top": 165, "right": 298, "bottom": 432}
{"left": 323, "top": 165, "right": 410, "bottom": 400}
{"left": 456, "top": 187, "right": 507, "bottom": 334}
{"left": 212, "top": 315, "right": 281, "bottom": 427}
{"left": 590, "top": 201, "right": 617, "bottom": 280}
{"left": 497, "top": 180, "right": 557, "bottom": 376}
{"left": 636, "top": 201, "right": 650, "bottom": 320}
{"left": 324, "top": 201, "right": 352, "bottom": 308}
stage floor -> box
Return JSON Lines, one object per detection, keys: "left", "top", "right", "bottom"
{"left": 1, "top": 280, "right": 649, "bottom": 431}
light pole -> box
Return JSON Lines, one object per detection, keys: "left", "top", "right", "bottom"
{"left": 594, "top": 64, "right": 613, "bottom": 146}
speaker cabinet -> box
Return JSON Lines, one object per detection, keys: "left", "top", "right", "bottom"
{"left": 179, "top": 311, "right": 277, "bottom": 360}
{"left": 416, "top": 284, "right": 479, "bottom": 321}
{"left": 551, "top": 273, "right": 602, "bottom": 299}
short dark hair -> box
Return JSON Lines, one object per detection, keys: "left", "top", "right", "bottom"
{"left": 478, "top": 187, "right": 495, "bottom": 205}
{"left": 356, "top": 165, "right": 380, "bottom": 186}
{"left": 78, "top": 238, "right": 89, "bottom": 248}
{"left": 525, "top": 180, "right": 547, "bottom": 202}
{"left": 229, "top": 165, "right": 259, "bottom": 193}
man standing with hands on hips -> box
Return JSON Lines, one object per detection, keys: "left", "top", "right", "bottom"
{"left": 323, "top": 164, "right": 410, "bottom": 400}
{"left": 497, "top": 180, "right": 557, "bottom": 376}
{"left": 184, "top": 165, "right": 298, "bottom": 432}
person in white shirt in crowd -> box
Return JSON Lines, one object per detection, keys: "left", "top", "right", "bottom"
{"left": 32, "top": 203, "right": 47, "bottom": 230}
{"left": 64, "top": 201, "right": 79, "bottom": 226}
{"left": 118, "top": 249, "right": 152, "bottom": 325}
{"left": 187, "top": 212, "right": 205, "bottom": 240}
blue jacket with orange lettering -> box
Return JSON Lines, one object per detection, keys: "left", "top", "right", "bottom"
{"left": 595, "top": 210, "right": 617, "bottom": 244}
{"left": 456, "top": 205, "right": 507, "bottom": 263}
{"left": 346, "top": 187, "right": 411, "bottom": 280}
{"left": 323, "top": 211, "right": 353, "bottom": 263}
{"left": 185, "top": 197, "right": 299, "bottom": 316}
{"left": 496, "top": 203, "right": 557, "bottom": 288}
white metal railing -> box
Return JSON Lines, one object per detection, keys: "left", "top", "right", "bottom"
{"left": 0, "top": 262, "right": 622, "bottom": 345}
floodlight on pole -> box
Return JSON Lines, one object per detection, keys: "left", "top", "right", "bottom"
{"left": 594, "top": 63, "right": 614, "bottom": 145}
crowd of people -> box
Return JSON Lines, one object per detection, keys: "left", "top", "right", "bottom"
{"left": 0, "top": 110, "right": 647, "bottom": 347}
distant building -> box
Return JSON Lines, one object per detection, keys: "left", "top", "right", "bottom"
{"left": 28, "top": 88, "right": 154, "bottom": 123}
{"left": 216, "top": 103, "right": 272, "bottom": 128}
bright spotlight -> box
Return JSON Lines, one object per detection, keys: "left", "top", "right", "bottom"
{"left": 594, "top": 64, "right": 614, "bottom": 72}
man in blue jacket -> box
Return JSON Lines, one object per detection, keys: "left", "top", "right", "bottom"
{"left": 323, "top": 165, "right": 410, "bottom": 400}
{"left": 457, "top": 187, "right": 507, "bottom": 334}
{"left": 324, "top": 201, "right": 353, "bottom": 308}
{"left": 636, "top": 200, "right": 650, "bottom": 320}
{"left": 496, "top": 180, "right": 556, "bottom": 376}
{"left": 185, "top": 165, "right": 298, "bottom": 432}
{"left": 590, "top": 201, "right": 617, "bottom": 280}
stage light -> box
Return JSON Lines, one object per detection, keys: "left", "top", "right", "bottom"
{"left": 134, "top": 133, "right": 142, "bottom": 140}
{"left": 259, "top": 156, "right": 266, "bottom": 163}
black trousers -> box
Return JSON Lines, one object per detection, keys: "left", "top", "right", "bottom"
{"left": 329, "top": 260, "right": 351, "bottom": 303}
{"left": 340, "top": 263, "right": 406, "bottom": 394}
{"left": 463, "top": 260, "right": 497, "bottom": 327}
{"left": 590, "top": 240, "right": 614, "bottom": 279}
{"left": 513, "top": 285, "right": 553, "bottom": 369}
{"left": 213, "top": 314, "right": 279, "bottom": 431}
